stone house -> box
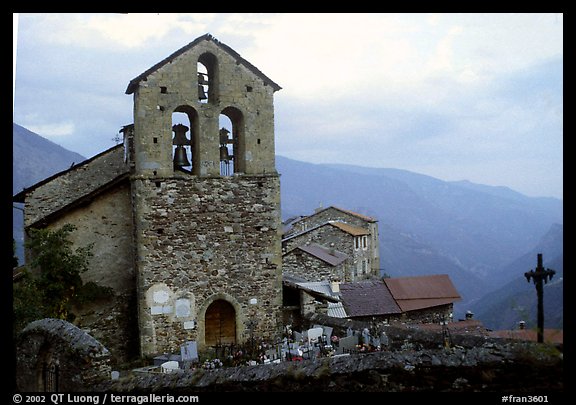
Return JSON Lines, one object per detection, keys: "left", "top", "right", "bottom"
{"left": 340, "top": 275, "right": 461, "bottom": 324}
{"left": 282, "top": 206, "right": 379, "bottom": 282}
{"left": 282, "top": 243, "right": 348, "bottom": 283}
{"left": 282, "top": 274, "right": 461, "bottom": 328}
{"left": 14, "top": 34, "right": 284, "bottom": 362}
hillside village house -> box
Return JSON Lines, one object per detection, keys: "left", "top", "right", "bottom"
{"left": 282, "top": 274, "right": 461, "bottom": 329}
{"left": 14, "top": 34, "right": 464, "bottom": 372}
{"left": 282, "top": 206, "right": 380, "bottom": 282}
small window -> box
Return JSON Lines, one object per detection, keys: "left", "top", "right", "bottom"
{"left": 362, "top": 236, "right": 368, "bottom": 249}
{"left": 160, "top": 86, "right": 167, "bottom": 94}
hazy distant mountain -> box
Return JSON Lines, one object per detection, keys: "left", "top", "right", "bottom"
{"left": 277, "top": 156, "right": 563, "bottom": 317}
{"left": 13, "top": 123, "right": 86, "bottom": 195}
{"left": 12, "top": 123, "right": 86, "bottom": 262}
{"left": 471, "top": 224, "right": 563, "bottom": 330}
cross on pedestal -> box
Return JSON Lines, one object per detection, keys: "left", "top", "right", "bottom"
{"left": 524, "top": 253, "right": 556, "bottom": 343}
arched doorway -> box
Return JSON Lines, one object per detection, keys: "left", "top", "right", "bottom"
{"left": 204, "top": 299, "right": 236, "bottom": 346}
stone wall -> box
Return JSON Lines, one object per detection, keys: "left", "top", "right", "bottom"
{"left": 130, "top": 35, "right": 284, "bottom": 358}
{"left": 282, "top": 248, "right": 347, "bottom": 282}
{"left": 284, "top": 207, "right": 380, "bottom": 275}
{"left": 21, "top": 145, "right": 128, "bottom": 229}
{"left": 130, "top": 36, "right": 278, "bottom": 178}
{"left": 132, "top": 174, "right": 283, "bottom": 356}
{"left": 16, "top": 319, "right": 111, "bottom": 392}
{"left": 37, "top": 181, "right": 139, "bottom": 365}
{"left": 100, "top": 340, "right": 563, "bottom": 392}
{"left": 283, "top": 224, "right": 371, "bottom": 282}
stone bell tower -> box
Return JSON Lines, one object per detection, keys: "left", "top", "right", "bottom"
{"left": 124, "top": 34, "right": 283, "bottom": 357}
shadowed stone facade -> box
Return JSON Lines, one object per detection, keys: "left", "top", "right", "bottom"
{"left": 128, "top": 34, "right": 283, "bottom": 356}
{"left": 16, "top": 319, "right": 111, "bottom": 392}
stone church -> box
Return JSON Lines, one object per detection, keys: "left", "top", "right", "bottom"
{"left": 14, "top": 34, "right": 284, "bottom": 363}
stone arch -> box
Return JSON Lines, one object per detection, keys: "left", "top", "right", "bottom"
{"left": 16, "top": 319, "right": 111, "bottom": 392}
{"left": 197, "top": 293, "right": 244, "bottom": 348}
{"left": 198, "top": 52, "right": 218, "bottom": 104}
{"left": 219, "top": 106, "right": 245, "bottom": 175}
{"left": 172, "top": 105, "right": 200, "bottom": 174}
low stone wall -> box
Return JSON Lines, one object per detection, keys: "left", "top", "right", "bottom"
{"left": 100, "top": 340, "right": 562, "bottom": 392}
{"left": 16, "top": 318, "right": 112, "bottom": 392}
{"left": 304, "top": 312, "right": 492, "bottom": 349}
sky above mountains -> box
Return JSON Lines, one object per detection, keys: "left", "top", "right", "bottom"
{"left": 13, "top": 13, "right": 563, "bottom": 199}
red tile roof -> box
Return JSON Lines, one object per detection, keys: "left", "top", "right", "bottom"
{"left": 384, "top": 274, "right": 461, "bottom": 312}
{"left": 489, "top": 329, "right": 563, "bottom": 344}
{"left": 328, "top": 221, "right": 370, "bottom": 236}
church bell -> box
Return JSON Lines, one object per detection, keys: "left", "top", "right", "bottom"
{"left": 172, "top": 124, "right": 190, "bottom": 145}
{"left": 173, "top": 145, "right": 191, "bottom": 168}
{"left": 172, "top": 124, "right": 191, "bottom": 168}
{"left": 198, "top": 84, "right": 207, "bottom": 101}
{"left": 220, "top": 145, "right": 231, "bottom": 162}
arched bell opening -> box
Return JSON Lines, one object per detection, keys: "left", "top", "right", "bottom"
{"left": 198, "top": 52, "right": 218, "bottom": 104}
{"left": 219, "top": 107, "right": 245, "bottom": 176}
{"left": 172, "top": 106, "right": 199, "bottom": 174}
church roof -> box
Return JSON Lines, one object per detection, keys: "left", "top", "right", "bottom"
{"left": 13, "top": 144, "right": 129, "bottom": 228}
{"left": 125, "top": 33, "right": 282, "bottom": 94}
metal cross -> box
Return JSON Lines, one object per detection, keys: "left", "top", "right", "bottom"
{"left": 524, "top": 253, "right": 556, "bottom": 343}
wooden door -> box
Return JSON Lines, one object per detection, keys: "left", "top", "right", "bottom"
{"left": 205, "top": 300, "right": 236, "bottom": 346}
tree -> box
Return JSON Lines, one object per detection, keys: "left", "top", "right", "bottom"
{"left": 13, "top": 224, "right": 111, "bottom": 335}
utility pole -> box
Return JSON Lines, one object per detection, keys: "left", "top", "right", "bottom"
{"left": 524, "top": 254, "right": 556, "bottom": 343}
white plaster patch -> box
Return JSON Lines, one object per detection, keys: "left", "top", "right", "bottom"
{"left": 183, "top": 321, "right": 195, "bottom": 330}
{"left": 151, "top": 306, "right": 163, "bottom": 315}
{"left": 175, "top": 298, "right": 191, "bottom": 318}
{"left": 153, "top": 290, "right": 170, "bottom": 304}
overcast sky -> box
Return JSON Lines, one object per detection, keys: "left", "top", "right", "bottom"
{"left": 13, "top": 13, "right": 563, "bottom": 199}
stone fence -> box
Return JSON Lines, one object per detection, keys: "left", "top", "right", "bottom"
{"left": 100, "top": 340, "right": 562, "bottom": 392}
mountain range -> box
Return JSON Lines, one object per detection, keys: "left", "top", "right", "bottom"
{"left": 12, "top": 123, "right": 563, "bottom": 327}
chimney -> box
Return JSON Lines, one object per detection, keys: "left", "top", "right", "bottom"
{"left": 331, "top": 281, "right": 340, "bottom": 294}
{"left": 465, "top": 310, "right": 474, "bottom": 320}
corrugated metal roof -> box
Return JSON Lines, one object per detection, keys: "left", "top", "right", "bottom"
{"left": 297, "top": 281, "right": 334, "bottom": 298}
{"left": 339, "top": 280, "right": 402, "bottom": 317}
{"left": 327, "top": 302, "right": 348, "bottom": 318}
{"left": 297, "top": 244, "right": 348, "bottom": 266}
{"left": 282, "top": 276, "right": 340, "bottom": 303}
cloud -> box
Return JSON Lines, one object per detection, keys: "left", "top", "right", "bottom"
{"left": 13, "top": 13, "right": 563, "bottom": 198}
{"left": 26, "top": 121, "right": 75, "bottom": 137}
